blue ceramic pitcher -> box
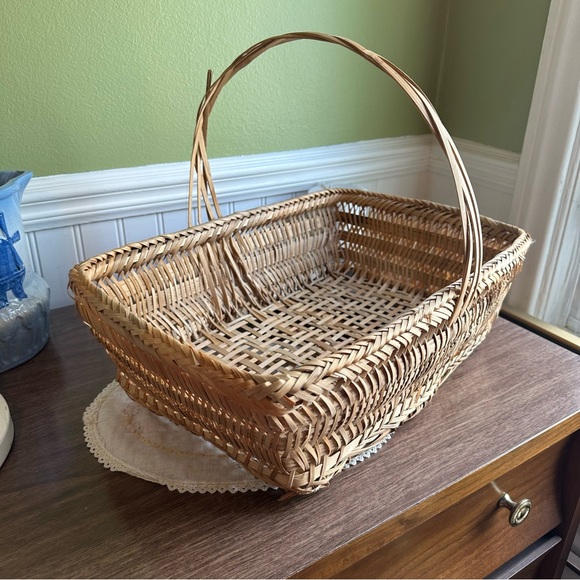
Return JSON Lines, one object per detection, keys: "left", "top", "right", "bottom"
{"left": 0, "top": 171, "right": 50, "bottom": 372}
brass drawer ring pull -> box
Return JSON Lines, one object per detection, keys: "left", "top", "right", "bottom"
{"left": 498, "top": 493, "right": 532, "bottom": 526}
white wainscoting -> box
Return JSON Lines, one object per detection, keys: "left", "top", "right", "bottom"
{"left": 427, "top": 138, "right": 520, "bottom": 221}
{"left": 21, "top": 135, "right": 518, "bottom": 309}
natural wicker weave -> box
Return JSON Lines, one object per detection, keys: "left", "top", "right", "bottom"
{"left": 69, "top": 32, "right": 531, "bottom": 495}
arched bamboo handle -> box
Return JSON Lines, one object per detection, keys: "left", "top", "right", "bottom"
{"left": 189, "top": 32, "right": 483, "bottom": 322}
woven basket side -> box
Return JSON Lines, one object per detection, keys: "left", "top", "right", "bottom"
{"left": 89, "top": 202, "right": 341, "bottom": 340}
{"left": 223, "top": 203, "right": 342, "bottom": 306}
{"left": 336, "top": 195, "right": 464, "bottom": 293}
{"left": 335, "top": 192, "right": 524, "bottom": 295}
{"left": 70, "top": 190, "right": 331, "bottom": 318}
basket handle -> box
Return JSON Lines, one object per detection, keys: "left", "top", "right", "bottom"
{"left": 189, "top": 32, "right": 483, "bottom": 322}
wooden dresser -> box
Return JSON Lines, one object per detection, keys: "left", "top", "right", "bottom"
{"left": 1, "top": 306, "right": 579, "bottom": 578}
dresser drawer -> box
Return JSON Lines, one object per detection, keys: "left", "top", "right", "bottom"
{"left": 335, "top": 439, "right": 567, "bottom": 579}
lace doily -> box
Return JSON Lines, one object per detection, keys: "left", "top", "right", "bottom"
{"left": 83, "top": 381, "right": 391, "bottom": 493}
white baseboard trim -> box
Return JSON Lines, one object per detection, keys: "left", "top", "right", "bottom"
{"left": 19, "top": 135, "right": 518, "bottom": 309}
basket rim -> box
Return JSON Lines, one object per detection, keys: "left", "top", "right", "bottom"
{"left": 69, "top": 188, "right": 531, "bottom": 406}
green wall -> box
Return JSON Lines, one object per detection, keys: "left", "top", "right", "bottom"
{"left": 1, "top": 0, "right": 447, "bottom": 176}
{"left": 437, "top": 0, "right": 551, "bottom": 153}
{"left": 1, "top": 0, "right": 550, "bottom": 176}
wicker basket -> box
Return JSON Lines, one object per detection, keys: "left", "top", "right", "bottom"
{"left": 69, "top": 32, "right": 531, "bottom": 495}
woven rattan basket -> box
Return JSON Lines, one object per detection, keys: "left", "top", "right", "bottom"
{"left": 69, "top": 32, "right": 532, "bottom": 495}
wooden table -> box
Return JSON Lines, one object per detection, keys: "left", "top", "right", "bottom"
{"left": 1, "top": 306, "right": 579, "bottom": 578}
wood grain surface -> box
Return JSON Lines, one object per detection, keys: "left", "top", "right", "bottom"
{"left": 1, "top": 307, "right": 579, "bottom": 579}
{"left": 333, "top": 438, "right": 567, "bottom": 578}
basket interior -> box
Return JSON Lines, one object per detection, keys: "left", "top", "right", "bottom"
{"left": 194, "top": 274, "right": 425, "bottom": 374}
{"left": 93, "top": 191, "right": 519, "bottom": 376}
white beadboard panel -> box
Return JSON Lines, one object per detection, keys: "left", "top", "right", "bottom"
{"left": 79, "top": 220, "right": 122, "bottom": 259}
{"left": 233, "top": 192, "right": 301, "bottom": 215}
{"left": 34, "top": 227, "right": 80, "bottom": 308}
{"left": 21, "top": 136, "right": 433, "bottom": 308}
{"left": 264, "top": 192, "right": 301, "bottom": 206}
{"left": 308, "top": 173, "right": 429, "bottom": 198}
{"left": 232, "top": 196, "right": 268, "bottom": 213}
{"left": 18, "top": 135, "right": 518, "bottom": 309}
{"left": 427, "top": 138, "right": 520, "bottom": 222}
{"left": 24, "top": 231, "right": 43, "bottom": 276}
{"left": 376, "top": 172, "right": 430, "bottom": 198}
{"left": 427, "top": 172, "right": 515, "bottom": 221}
{"left": 160, "top": 209, "right": 190, "bottom": 235}
{"left": 121, "top": 214, "right": 162, "bottom": 245}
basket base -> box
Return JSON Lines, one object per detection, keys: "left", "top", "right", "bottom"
{"left": 163, "top": 272, "right": 426, "bottom": 377}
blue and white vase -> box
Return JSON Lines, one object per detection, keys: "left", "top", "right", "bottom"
{"left": 0, "top": 171, "right": 50, "bottom": 372}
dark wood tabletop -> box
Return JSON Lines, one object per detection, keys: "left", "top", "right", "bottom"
{"left": 1, "top": 306, "right": 579, "bottom": 579}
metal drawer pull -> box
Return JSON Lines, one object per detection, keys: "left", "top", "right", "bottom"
{"left": 498, "top": 493, "right": 532, "bottom": 526}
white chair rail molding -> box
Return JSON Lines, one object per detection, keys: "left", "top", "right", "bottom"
{"left": 22, "top": 134, "right": 518, "bottom": 310}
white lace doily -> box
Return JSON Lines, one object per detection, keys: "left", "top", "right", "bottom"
{"left": 83, "top": 381, "right": 391, "bottom": 493}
